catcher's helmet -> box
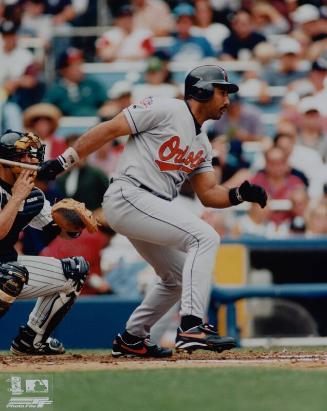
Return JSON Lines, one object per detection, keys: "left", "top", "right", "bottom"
{"left": 0, "top": 130, "right": 45, "bottom": 164}
{"left": 184, "top": 65, "right": 239, "bottom": 101}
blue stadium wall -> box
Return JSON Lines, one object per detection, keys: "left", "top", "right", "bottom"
{"left": 0, "top": 296, "right": 141, "bottom": 350}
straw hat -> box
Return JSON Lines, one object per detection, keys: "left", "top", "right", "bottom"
{"left": 23, "top": 103, "right": 62, "bottom": 132}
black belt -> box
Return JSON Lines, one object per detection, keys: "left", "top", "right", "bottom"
{"left": 109, "top": 177, "right": 171, "bottom": 201}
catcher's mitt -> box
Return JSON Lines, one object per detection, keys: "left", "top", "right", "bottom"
{"left": 51, "top": 199, "right": 98, "bottom": 233}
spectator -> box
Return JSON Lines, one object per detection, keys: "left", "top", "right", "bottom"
{"left": 0, "top": 20, "right": 44, "bottom": 110}
{"left": 262, "top": 37, "right": 309, "bottom": 86}
{"left": 221, "top": 10, "right": 266, "bottom": 60}
{"left": 1, "top": 2, "right": 24, "bottom": 28}
{"left": 152, "top": 49, "right": 174, "bottom": 83}
{"left": 253, "top": 121, "right": 325, "bottom": 197}
{"left": 71, "top": 0, "right": 95, "bottom": 26}
{"left": 44, "top": 0, "right": 78, "bottom": 58}
{"left": 237, "top": 69, "right": 271, "bottom": 104}
{"left": 210, "top": 135, "right": 250, "bottom": 185}
{"left": 273, "top": 131, "right": 310, "bottom": 187}
{"left": 96, "top": 5, "right": 154, "bottom": 62}
{"left": 89, "top": 137, "right": 126, "bottom": 177}
{"left": 131, "top": 0, "right": 175, "bottom": 37}
{"left": 305, "top": 202, "right": 327, "bottom": 237}
{"left": 21, "top": 0, "right": 53, "bottom": 46}
{"left": 250, "top": 41, "right": 279, "bottom": 103}
{"left": 56, "top": 133, "right": 109, "bottom": 211}
{"left": 288, "top": 186, "right": 310, "bottom": 235}
{"left": 251, "top": 2, "right": 290, "bottom": 36}
{"left": 251, "top": 146, "right": 305, "bottom": 225}
{"left": 23, "top": 103, "right": 67, "bottom": 160}
{"left": 191, "top": 0, "right": 230, "bottom": 54}
{"left": 291, "top": 4, "right": 326, "bottom": 44}
{"left": 230, "top": 202, "right": 289, "bottom": 238}
{"left": 297, "top": 97, "right": 327, "bottom": 162}
{"left": 284, "top": 55, "right": 327, "bottom": 111}
{"left": 21, "top": 1, "right": 82, "bottom": 45}
{"left": 98, "top": 80, "right": 133, "bottom": 121}
{"left": 253, "top": 41, "right": 277, "bottom": 68}
{"left": 92, "top": 81, "right": 132, "bottom": 175}
{"left": 43, "top": 47, "right": 107, "bottom": 116}
{"left": 43, "top": 0, "right": 76, "bottom": 26}
{"left": 169, "top": 3, "right": 215, "bottom": 62}
{"left": 209, "top": 93, "right": 266, "bottom": 142}
{"left": 40, "top": 208, "right": 116, "bottom": 295}
{"left": 132, "top": 56, "right": 180, "bottom": 100}
{"left": 200, "top": 208, "right": 232, "bottom": 237}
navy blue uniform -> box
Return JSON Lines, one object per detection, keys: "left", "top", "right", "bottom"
{"left": 0, "top": 178, "right": 54, "bottom": 262}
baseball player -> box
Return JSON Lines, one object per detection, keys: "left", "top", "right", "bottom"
{"left": 0, "top": 130, "right": 89, "bottom": 355}
{"left": 38, "top": 65, "right": 267, "bottom": 357}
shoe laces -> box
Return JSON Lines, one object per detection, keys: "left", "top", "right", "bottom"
{"left": 202, "top": 323, "right": 218, "bottom": 333}
{"left": 144, "top": 337, "right": 156, "bottom": 347}
{"left": 47, "top": 337, "right": 61, "bottom": 349}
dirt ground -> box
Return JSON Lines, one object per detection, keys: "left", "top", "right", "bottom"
{"left": 1, "top": 350, "right": 327, "bottom": 372}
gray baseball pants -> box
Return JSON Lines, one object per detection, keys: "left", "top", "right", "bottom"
{"left": 103, "top": 179, "right": 220, "bottom": 338}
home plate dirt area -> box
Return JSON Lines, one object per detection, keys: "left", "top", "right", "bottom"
{"left": 1, "top": 350, "right": 327, "bottom": 372}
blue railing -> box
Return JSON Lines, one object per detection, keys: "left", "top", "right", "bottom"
{"left": 222, "top": 236, "right": 327, "bottom": 250}
{"left": 210, "top": 283, "right": 327, "bottom": 345}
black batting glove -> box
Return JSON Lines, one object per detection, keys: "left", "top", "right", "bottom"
{"left": 37, "top": 148, "right": 80, "bottom": 180}
{"left": 229, "top": 180, "right": 268, "bottom": 208}
{"left": 37, "top": 158, "right": 65, "bottom": 181}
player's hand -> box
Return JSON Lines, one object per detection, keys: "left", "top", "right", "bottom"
{"left": 37, "top": 158, "right": 65, "bottom": 180}
{"left": 239, "top": 180, "right": 268, "bottom": 208}
{"left": 11, "top": 170, "right": 35, "bottom": 201}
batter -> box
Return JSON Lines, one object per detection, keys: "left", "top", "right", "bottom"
{"left": 39, "top": 65, "right": 267, "bottom": 357}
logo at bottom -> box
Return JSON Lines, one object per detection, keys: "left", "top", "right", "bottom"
{"left": 6, "top": 376, "right": 53, "bottom": 409}
{"left": 7, "top": 397, "right": 53, "bottom": 408}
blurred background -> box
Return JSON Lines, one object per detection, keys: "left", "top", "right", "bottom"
{"left": 1, "top": 0, "right": 327, "bottom": 349}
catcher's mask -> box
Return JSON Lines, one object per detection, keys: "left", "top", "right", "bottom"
{"left": 0, "top": 130, "right": 45, "bottom": 173}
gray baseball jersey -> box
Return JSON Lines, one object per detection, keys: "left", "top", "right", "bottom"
{"left": 115, "top": 96, "right": 214, "bottom": 198}
{"left": 103, "top": 96, "right": 221, "bottom": 338}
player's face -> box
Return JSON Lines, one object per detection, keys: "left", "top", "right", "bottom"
{"left": 13, "top": 150, "right": 40, "bottom": 165}
{"left": 10, "top": 152, "right": 39, "bottom": 177}
{"left": 208, "top": 88, "right": 230, "bottom": 120}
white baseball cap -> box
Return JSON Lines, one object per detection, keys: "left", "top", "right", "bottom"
{"left": 298, "top": 97, "right": 320, "bottom": 114}
{"left": 277, "top": 37, "right": 301, "bottom": 55}
{"left": 108, "top": 81, "right": 132, "bottom": 100}
{"left": 292, "top": 4, "right": 320, "bottom": 24}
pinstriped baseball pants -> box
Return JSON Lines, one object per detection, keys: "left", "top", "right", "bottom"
{"left": 16, "top": 255, "right": 76, "bottom": 334}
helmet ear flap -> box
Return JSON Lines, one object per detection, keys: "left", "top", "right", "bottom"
{"left": 187, "top": 82, "right": 214, "bottom": 101}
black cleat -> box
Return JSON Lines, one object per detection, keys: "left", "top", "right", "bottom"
{"left": 175, "top": 323, "right": 236, "bottom": 353}
{"left": 112, "top": 334, "right": 172, "bottom": 358}
{"left": 10, "top": 325, "right": 65, "bottom": 355}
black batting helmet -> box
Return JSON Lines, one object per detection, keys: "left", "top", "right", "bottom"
{"left": 0, "top": 130, "right": 45, "bottom": 163}
{"left": 184, "top": 65, "right": 239, "bottom": 101}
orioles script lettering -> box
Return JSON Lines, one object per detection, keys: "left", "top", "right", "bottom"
{"left": 155, "top": 136, "right": 205, "bottom": 173}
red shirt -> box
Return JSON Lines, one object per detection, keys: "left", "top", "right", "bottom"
{"left": 49, "top": 138, "right": 67, "bottom": 159}
{"left": 40, "top": 230, "right": 109, "bottom": 295}
{"left": 251, "top": 171, "right": 305, "bottom": 225}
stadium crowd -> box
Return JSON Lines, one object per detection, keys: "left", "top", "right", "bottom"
{"left": 0, "top": 0, "right": 326, "bottom": 296}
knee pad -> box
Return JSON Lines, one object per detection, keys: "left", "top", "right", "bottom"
{"left": 0, "top": 262, "right": 29, "bottom": 317}
{"left": 61, "top": 256, "right": 90, "bottom": 294}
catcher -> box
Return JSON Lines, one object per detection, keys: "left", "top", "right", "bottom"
{"left": 0, "top": 130, "right": 97, "bottom": 355}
